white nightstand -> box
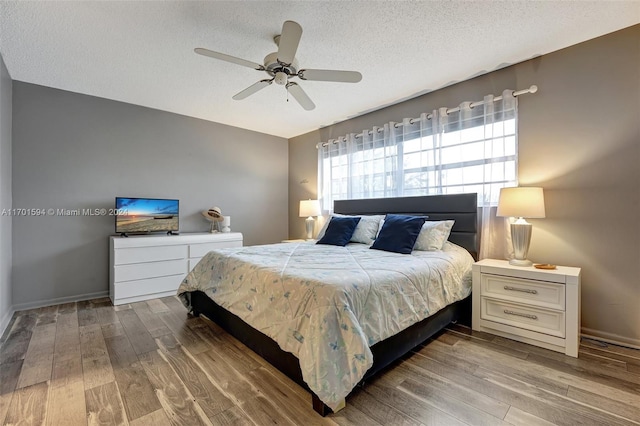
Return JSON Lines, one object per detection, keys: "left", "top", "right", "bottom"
{"left": 472, "top": 259, "right": 581, "bottom": 357}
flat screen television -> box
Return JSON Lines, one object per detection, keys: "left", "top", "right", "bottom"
{"left": 115, "top": 197, "right": 179, "bottom": 235}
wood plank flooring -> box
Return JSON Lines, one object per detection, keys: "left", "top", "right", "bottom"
{"left": 1, "top": 297, "right": 639, "bottom": 425}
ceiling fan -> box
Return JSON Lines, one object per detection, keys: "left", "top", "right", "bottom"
{"left": 194, "top": 20, "right": 362, "bottom": 111}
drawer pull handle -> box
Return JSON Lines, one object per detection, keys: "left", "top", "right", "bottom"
{"left": 504, "top": 285, "right": 538, "bottom": 294}
{"left": 503, "top": 310, "right": 538, "bottom": 320}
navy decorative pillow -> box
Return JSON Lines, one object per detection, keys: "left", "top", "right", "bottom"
{"left": 316, "top": 216, "right": 361, "bottom": 246}
{"left": 371, "top": 214, "right": 426, "bottom": 254}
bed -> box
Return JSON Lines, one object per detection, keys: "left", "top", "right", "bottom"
{"left": 178, "top": 193, "right": 478, "bottom": 416}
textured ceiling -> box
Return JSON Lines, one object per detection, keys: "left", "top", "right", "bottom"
{"left": 1, "top": 1, "right": 639, "bottom": 138}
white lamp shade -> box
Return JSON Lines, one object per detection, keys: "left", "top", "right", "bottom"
{"left": 496, "top": 187, "right": 546, "bottom": 218}
{"left": 299, "top": 199, "right": 321, "bottom": 217}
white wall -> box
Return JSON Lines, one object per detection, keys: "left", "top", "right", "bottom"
{"left": 0, "top": 53, "right": 13, "bottom": 335}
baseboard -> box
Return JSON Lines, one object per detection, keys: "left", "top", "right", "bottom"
{"left": 1, "top": 290, "right": 110, "bottom": 340}
{"left": 581, "top": 327, "right": 640, "bottom": 350}
{"left": 0, "top": 306, "right": 16, "bottom": 341}
{"left": 11, "top": 290, "right": 109, "bottom": 313}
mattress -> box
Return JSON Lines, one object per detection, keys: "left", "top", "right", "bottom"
{"left": 177, "top": 240, "right": 473, "bottom": 410}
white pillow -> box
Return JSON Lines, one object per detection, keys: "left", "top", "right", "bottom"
{"left": 316, "top": 216, "right": 331, "bottom": 240}
{"left": 351, "top": 215, "right": 385, "bottom": 244}
{"left": 414, "top": 220, "right": 455, "bottom": 251}
{"left": 375, "top": 218, "right": 385, "bottom": 239}
{"left": 317, "top": 214, "right": 384, "bottom": 245}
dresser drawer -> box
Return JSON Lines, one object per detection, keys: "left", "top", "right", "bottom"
{"left": 114, "top": 245, "right": 187, "bottom": 265}
{"left": 481, "top": 297, "right": 565, "bottom": 338}
{"left": 189, "top": 240, "right": 242, "bottom": 258}
{"left": 114, "top": 259, "right": 188, "bottom": 282}
{"left": 481, "top": 274, "right": 565, "bottom": 310}
{"left": 114, "top": 274, "right": 186, "bottom": 300}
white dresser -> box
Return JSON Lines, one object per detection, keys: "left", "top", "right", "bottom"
{"left": 472, "top": 259, "right": 581, "bottom": 357}
{"left": 109, "top": 232, "right": 243, "bottom": 305}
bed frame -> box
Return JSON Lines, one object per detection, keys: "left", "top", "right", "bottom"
{"left": 188, "top": 193, "right": 478, "bottom": 416}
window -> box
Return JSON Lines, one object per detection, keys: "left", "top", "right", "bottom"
{"left": 400, "top": 116, "right": 516, "bottom": 203}
{"left": 319, "top": 101, "right": 517, "bottom": 211}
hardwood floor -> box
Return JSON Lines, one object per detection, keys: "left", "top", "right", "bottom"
{"left": 1, "top": 297, "right": 639, "bottom": 425}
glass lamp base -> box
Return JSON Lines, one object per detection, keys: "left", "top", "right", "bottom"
{"left": 510, "top": 221, "right": 533, "bottom": 268}
{"left": 509, "top": 258, "right": 533, "bottom": 267}
{"left": 305, "top": 217, "right": 315, "bottom": 240}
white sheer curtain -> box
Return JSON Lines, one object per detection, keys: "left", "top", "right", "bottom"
{"left": 318, "top": 125, "right": 398, "bottom": 211}
{"left": 317, "top": 135, "right": 350, "bottom": 211}
{"left": 479, "top": 91, "right": 516, "bottom": 259}
{"left": 317, "top": 90, "right": 518, "bottom": 258}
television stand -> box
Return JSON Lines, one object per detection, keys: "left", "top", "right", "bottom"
{"left": 109, "top": 232, "right": 243, "bottom": 305}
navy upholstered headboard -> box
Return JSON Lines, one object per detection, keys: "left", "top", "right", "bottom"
{"left": 333, "top": 193, "right": 478, "bottom": 259}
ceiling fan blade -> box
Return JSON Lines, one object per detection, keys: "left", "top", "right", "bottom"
{"left": 286, "top": 82, "right": 315, "bottom": 110}
{"left": 194, "top": 48, "right": 265, "bottom": 71}
{"left": 277, "top": 20, "right": 302, "bottom": 65}
{"left": 298, "top": 69, "right": 362, "bottom": 83}
{"left": 232, "top": 79, "right": 273, "bottom": 100}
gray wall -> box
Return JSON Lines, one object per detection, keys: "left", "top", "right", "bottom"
{"left": 289, "top": 25, "right": 640, "bottom": 347}
{"left": 0, "top": 53, "right": 12, "bottom": 332}
{"left": 12, "top": 83, "right": 288, "bottom": 308}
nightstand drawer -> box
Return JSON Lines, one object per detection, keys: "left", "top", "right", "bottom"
{"left": 481, "top": 274, "right": 565, "bottom": 310}
{"left": 481, "top": 297, "right": 565, "bottom": 338}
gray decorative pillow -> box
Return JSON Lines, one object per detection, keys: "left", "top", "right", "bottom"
{"left": 350, "top": 215, "right": 385, "bottom": 244}
{"left": 413, "top": 220, "right": 455, "bottom": 251}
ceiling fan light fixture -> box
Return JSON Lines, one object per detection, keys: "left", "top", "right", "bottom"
{"left": 195, "top": 20, "right": 362, "bottom": 110}
{"left": 274, "top": 71, "right": 288, "bottom": 86}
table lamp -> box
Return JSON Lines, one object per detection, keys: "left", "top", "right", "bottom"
{"left": 299, "top": 199, "right": 321, "bottom": 240}
{"left": 496, "top": 187, "right": 545, "bottom": 266}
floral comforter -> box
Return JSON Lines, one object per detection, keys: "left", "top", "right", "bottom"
{"left": 177, "top": 241, "right": 473, "bottom": 411}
